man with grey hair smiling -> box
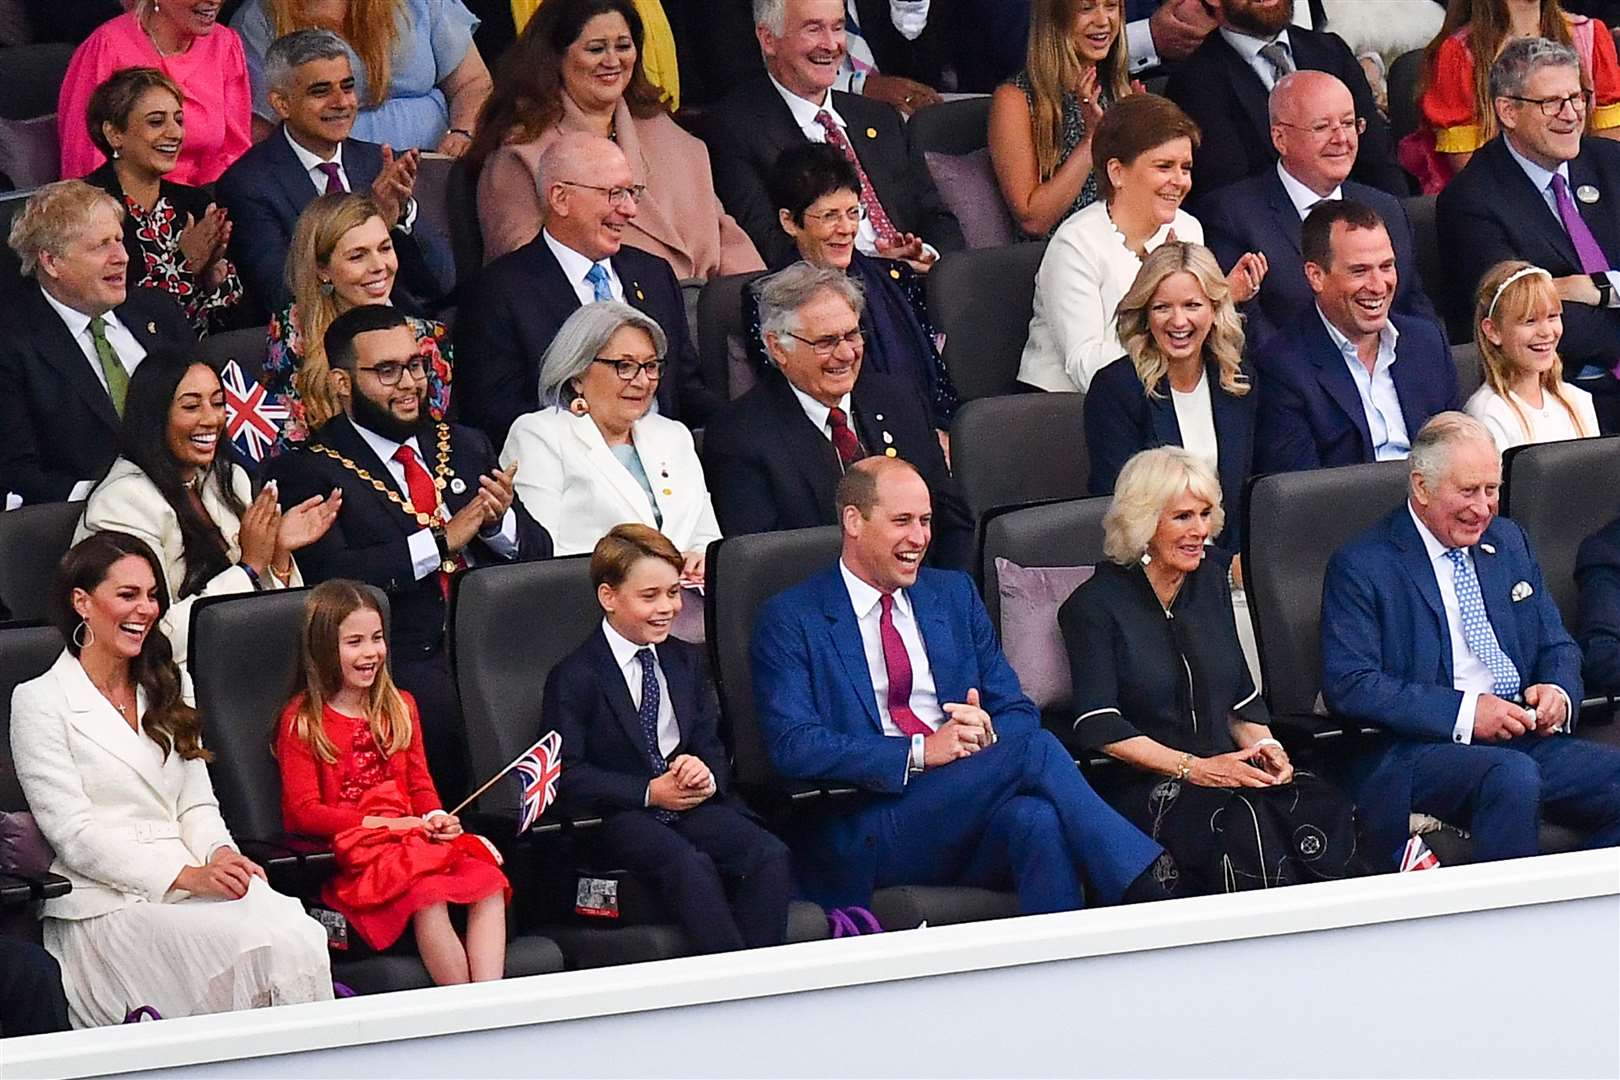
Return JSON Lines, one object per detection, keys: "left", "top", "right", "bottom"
{"left": 1321, "top": 411, "right": 1620, "bottom": 868}
{"left": 1440, "top": 36, "right": 1620, "bottom": 432}
{"left": 703, "top": 261, "right": 971, "bottom": 568}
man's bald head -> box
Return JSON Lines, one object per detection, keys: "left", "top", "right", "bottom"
{"left": 1269, "top": 70, "right": 1360, "bottom": 194}
{"left": 536, "top": 132, "right": 637, "bottom": 261}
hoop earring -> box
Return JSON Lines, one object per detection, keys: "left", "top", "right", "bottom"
{"left": 569, "top": 396, "right": 590, "bottom": 416}
{"left": 72, "top": 620, "right": 94, "bottom": 650}
{"left": 319, "top": 279, "right": 335, "bottom": 297}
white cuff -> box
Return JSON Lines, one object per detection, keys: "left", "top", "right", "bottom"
{"left": 4, "top": 492, "right": 19, "bottom": 511}
{"left": 398, "top": 196, "right": 418, "bottom": 235}
{"left": 407, "top": 527, "right": 441, "bottom": 581}
{"left": 1548, "top": 686, "right": 1574, "bottom": 732}
{"left": 424, "top": 809, "right": 447, "bottom": 820}
{"left": 69, "top": 479, "right": 96, "bottom": 502}
{"left": 1453, "top": 692, "right": 1480, "bottom": 744}
{"left": 1603, "top": 271, "right": 1620, "bottom": 307}
{"left": 476, "top": 507, "right": 520, "bottom": 560}
{"left": 1126, "top": 18, "right": 1160, "bottom": 73}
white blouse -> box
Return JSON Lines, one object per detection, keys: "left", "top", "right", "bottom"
{"left": 1019, "top": 201, "right": 1205, "bottom": 393}
{"left": 1464, "top": 382, "right": 1601, "bottom": 453}
{"left": 1171, "top": 369, "right": 1220, "bottom": 472}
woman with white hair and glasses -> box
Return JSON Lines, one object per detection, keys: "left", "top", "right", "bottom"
{"left": 1058, "top": 447, "right": 1367, "bottom": 893}
{"left": 500, "top": 302, "right": 721, "bottom": 582}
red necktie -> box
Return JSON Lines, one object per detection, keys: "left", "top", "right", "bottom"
{"left": 316, "top": 162, "right": 344, "bottom": 194}
{"left": 392, "top": 444, "right": 456, "bottom": 598}
{"left": 879, "top": 594, "right": 931, "bottom": 737}
{"left": 814, "top": 110, "right": 902, "bottom": 247}
{"left": 827, "top": 405, "right": 864, "bottom": 469}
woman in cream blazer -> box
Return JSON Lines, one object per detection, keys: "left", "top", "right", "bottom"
{"left": 11, "top": 532, "right": 330, "bottom": 1027}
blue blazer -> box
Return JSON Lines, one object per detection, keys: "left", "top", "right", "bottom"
{"left": 214, "top": 126, "right": 456, "bottom": 313}
{"left": 750, "top": 564, "right": 1038, "bottom": 905}
{"left": 1084, "top": 354, "right": 1257, "bottom": 552}
{"left": 1575, "top": 513, "right": 1620, "bottom": 696}
{"left": 1322, "top": 507, "right": 1583, "bottom": 853}
{"left": 543, "top": 628, "right": 732, "bottom": 815}
{"left": 1201, "top": 170, "right": 1439, "bottom": 354}
{"left": 1254, "top": 310, "right": 1458, "bottom": 474}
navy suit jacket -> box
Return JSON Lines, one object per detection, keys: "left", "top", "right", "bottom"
{"left": 1254, "top": 310, "right": 1458, "bottom": 474}
{"left": 1084, "top": 354, "right": 1256, "bottom": 552}
{"left": 750, "top": 564, "right": 1037, "bottom": 905}
{"left": 1202, "top": 170, "right": 1439, "bottom": 353}
{"left": 214, "top": 127, "right": 456, "bottom": 313}
{"left": 543, "top": 628, "right": 732, "bottom": 815}
{"left": 1575, "top": 513, "right": 1620, "bottom": 695}
{"left": 1437, "top": 136, "right": 1620, "bottom": 372}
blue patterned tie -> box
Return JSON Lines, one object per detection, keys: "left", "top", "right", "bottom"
{"left": 1445, "top": 548, "right": 1522, "bottom": 699}
{"left": 586, "top": 262, "right": 614, "bottom": 303}
{"left": 636, "top": 648, "right": 677, "bottom": 822}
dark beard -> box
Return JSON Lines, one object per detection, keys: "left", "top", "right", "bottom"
{"left": 1225, "top": 0, "right": 1294, "bottom": 37}
{"left": 350, "top": 388, "right": 425, "bottom": 444}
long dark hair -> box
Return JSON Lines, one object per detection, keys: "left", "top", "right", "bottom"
{"left": 115, "top": 351, "right": 247, "bottom": 599}
{"left": 466, "top": 0, "right": 665, "bottom": 172}
{"left": 51, "top": 531, "right": 207, "bottom": 761}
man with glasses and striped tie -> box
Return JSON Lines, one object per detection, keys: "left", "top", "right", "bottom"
{"left": 1321, "top": 412, "right": 1620, "bottom": 868}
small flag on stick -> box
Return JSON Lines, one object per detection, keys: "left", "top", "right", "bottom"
{"left": 449, "top": 731, "right": 562, "bottom": 835}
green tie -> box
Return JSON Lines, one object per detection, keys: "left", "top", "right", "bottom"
{"left": 88, "top": 315, "right": 128, "bottom": 416}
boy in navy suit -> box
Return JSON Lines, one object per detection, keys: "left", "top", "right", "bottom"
{"left": 543, "top": 525, "right": 794, "bottom": 953}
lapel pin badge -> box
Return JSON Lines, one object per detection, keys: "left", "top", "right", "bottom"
{"left": 884, "top": 447, "right": 897, "bottom": 457}
{"left": 1577, "top": 184, "right": 1600, "bottom": 204}
{"left": 881, "top": 430, "right": 894, "bottom": 445}
{"left": 1479, "top": 542, "right": 1496, "bottom": 555}
{"left": 146, "top": 321, "right": 157, "bottom": 334}
{"left": 865, "top": 127, "right": 878, "bottom": 139}
{"left": 633, "top": 281, "right": 646, "bottom": 300}
{"left": 874, "top": 413, "right": 884, "bottom": 422}
{"left": 662, "top": 487, "right": 673, "bottom": 496}
{"left": 1511, "top": 580, "right": 1533, "bottom": 601}
{"left": 450, "top": 477, "right": 467, "bottom": 495}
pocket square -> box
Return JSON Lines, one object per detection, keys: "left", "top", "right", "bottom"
{"left": 1511, "top": 580, "right": 1533, "bottom": 602}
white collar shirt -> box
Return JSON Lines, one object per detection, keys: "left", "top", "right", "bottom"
{"left": 768, "top": 72, "right": 891, "bottom": 258}
{"left": 601, "top": 618, "right": 678, "bottom": 758}
{"left": 1408, "top": 502, "right": 1500, "bottom": 744}
{"left": 543, "top": 228, "right": 624, "bottom": 307}
{"left": 788, "top": 383, "right": 853, "bottom": 446}
{"left": 284, "top": 125, "right": 349, "bottom": 193}
{"left": 838, "top": 559, "right": 942, "bottom": 738}
{"left": 1221, "top": 26, "right": 1293, "bottom": 91}
{"left": 1318, "top": 307, "right": 1410, "bottom": 460}
{"left": 1277, "top": 161, "right": 1343, "bottom": 219}
{"left": 40, "top": 286, "right": 143, "bottom": 390}
{"left": 1503, "top": 134, "right": 1570, "bottom": 219}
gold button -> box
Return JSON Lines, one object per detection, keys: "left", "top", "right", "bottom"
{"left": 889, "top": 268, "right": 901, "bottom": 279}
{"left": 865, "top": 127, "right": 878, "bottom": 139}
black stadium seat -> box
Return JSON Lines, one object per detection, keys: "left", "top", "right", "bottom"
{"left": 1452, "top": 341, "right": 1484, "bottom": 403}
{"left": 0, "top": 500, "right": 83, "bottom": 625}
{"left": 906, "top": 96, "right": 991, "bottom": 158}
{"left": 1387, "top": 49, "right": 1424, "bottom": 144}
{"left": 0, "top": 624, "right": 76, "bottom": 917}
{"left": 1502, "top": 434, "right": 1620, "bottom": 630}
{"left": 443, "top": 157, "right": 485, "bottom": 291}
{"left": 696, "top": 270, "right": 768, "bottom": 403}
{"left": 927, "top": 242, "right": 1045, "bottom": 401}
{"left": 1402, "top": 193, "right": 1471, "bottom": 344}
{"left": 951, "top": 393, "right": 1088, "bottom": 528}
{"left": 978, "top": 496, "right": 1111, "bottom": 637}
{"left": 197, "top": 325, "right": 272, "bottom": 390}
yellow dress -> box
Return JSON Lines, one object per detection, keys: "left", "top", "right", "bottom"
{"left": 510, "top": 0, "right": 680, "bottom": 110}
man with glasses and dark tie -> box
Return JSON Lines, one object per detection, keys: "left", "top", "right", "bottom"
{"left": 456, "top": 132, "right": 714, "bottom": 448}
{"left": 703, "top": 262, "right": 972, "bottom": 569}
{"left": 1440, "top": 37, "right": 1620, "bottom": 433}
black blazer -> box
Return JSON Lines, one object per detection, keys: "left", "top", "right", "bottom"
{"left": 1437, "top": 135, "right": 1620, "bottom": 371}
{"left": 213, "top": 125, "right": 456, "bottom": 314}
{"left": 699, "top": 75, "right": 965, "bottom": 268}
{"left": 1166, "top": 26, "right": 1408, "bottom": 207}
{"left": 1084, "top": 354, "right": 1257, "bottom": 552}
{"left": 1576, "top": 513, "right": 1620, "bottom": 696}
{"left": 0, "top": 285, "right": 194, "bottom": 505}
{"left": 701, "top": 366, "right": 973, "bottom": 569}
{"left": 1201, "top": 170, "right": 1440, "bottom": 353}
{"left": 263, "top": 415, "right": 553, "bottom": 658}
{"left": 453, "top": 237, "right": 712, "bottom": 448}
{"left": 1253, "top": 309, "right": 1459, "bottom": 474}
{"left": 543, "top": 628, "right": 732, "bottom": 815}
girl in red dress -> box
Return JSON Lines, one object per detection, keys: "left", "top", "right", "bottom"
{"left": 276, "top": 581, "right": 509, "bottom": 984}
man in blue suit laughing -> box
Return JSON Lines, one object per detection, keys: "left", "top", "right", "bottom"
{"left": 750, "top": 456, "right": 1174, "bottom": 912}
{"left": 1322, "top": 413, "right": 1620, "bottom": 864}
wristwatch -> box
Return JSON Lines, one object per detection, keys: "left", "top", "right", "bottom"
{"left": 430, "top": 524, "right": 457, "bottom": 575}
{"left": 907, "top": 733, "right": 926, "bottom": 777}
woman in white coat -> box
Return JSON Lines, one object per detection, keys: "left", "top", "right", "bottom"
{"left": 501, "top": 302, "right": 722, "bottom": 581}
{"left": 76, "top": 352, "right": 341, "bottom": 694}
{"left": 10, "top": 531, "right": 332, "bottom": 1028}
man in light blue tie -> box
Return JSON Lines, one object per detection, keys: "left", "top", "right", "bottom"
{"left": 1321, "top": 412, "right": 1620, "bottom": 865}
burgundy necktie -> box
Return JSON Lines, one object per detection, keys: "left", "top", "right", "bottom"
{"left": 392, "top": 444, "right": 459, "bottom": 598}
{"left": 1550, "top": 174, "right": 1610, "bottom": 274}
{"left": 814, "top": 110, "right": 902, "bottom": 247}
{"left": 878, "top": 594, "right": 931, "bottom": 737}
{"left": 316, "top": 162, "right": 344, "bottom": 194}
{"left": 827, "top": 405, "right": 864, "bottom": 469}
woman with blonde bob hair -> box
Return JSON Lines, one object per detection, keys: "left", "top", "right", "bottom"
{"left": 1059, "top": 447, "right": 1366, "bottom": 894}
{"left": 1464, "top": 259, "right": 1600, "bottom": 452}
{"left": 260, "top": 193, "right": 453, "bottom": 456}
{"left": 1085, "top": 242, "right": 1257, "bottom": 555}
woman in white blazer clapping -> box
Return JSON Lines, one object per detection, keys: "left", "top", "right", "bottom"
{"left": 10, "top": 532, "right": 332, "bottom": 1028}
{"left": 501, "top": 303, "right": 722, "bottom": 581}
{"left": 75, "top": 352, "right": 341, "bottom": 694}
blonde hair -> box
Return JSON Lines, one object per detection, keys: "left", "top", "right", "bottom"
{"left": 1024, "top": 0, "right": 1131, "bottom": 182}
{"left": 1474, "top": 259, "right": 1591, "bottom": 442}
{"left": 285, "top": 193, "right": 387, "bottom": 429}
{"left": 6, "top": 180, "right": 123, "bottom": 278}
{"left": 269, "top": 0, "right": 404, "bottom": 107}
{"left": 285, "top": 580, "right": 412, "bottom": 765}
{"left": 1115, "top": 242, "right": 1249, "bottom": 399}
{"left": 1102, "top": 446, "right": 1224, "bottom": 566}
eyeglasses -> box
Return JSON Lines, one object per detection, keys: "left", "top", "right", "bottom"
{"left": 356, "top": 357, "right": 427, "bottom": 386}
{"left": 785, "top": 328, "right": 864, "bottom": 357}
{"left": 593, "top": 356, "right": 665, "bottom": 381}
{"left": 1503, "top": 90, "right": 1592, "bottom": 117}
{"left": 1275, "top": 116, "right": 1368, "bottom": 138}
{"left": 559, "top": 181, "right": 648, "bottom": 207}
{"left": 806, "top": 206, "right": 864, "bottom": 228}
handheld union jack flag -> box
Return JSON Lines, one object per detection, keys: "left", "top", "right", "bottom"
{"left": 220, "top": 360, "right": 289, "bottom": 463}
{"left": 513, "top": 731, "right": 563, "bottom": 835}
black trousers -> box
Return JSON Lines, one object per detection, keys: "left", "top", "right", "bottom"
{"left": 0, "top": 938, "right": 69, "bottom": 1037}
{"left": 594, "top": 801, "right": 794, "bottom": 954}
{"left": 394, "top": 649, "right": 468, "bottom": 803}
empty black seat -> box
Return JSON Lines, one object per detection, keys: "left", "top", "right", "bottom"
{"left": 951, "top": 393, "right": 1088, "bottom": 529}
{"left": 0, "top": 624, "right": 73, "bottom": 911}
{"left": 0, "top": 501, "right": 83, "bottom": 625}
{"left": 926, "top": 243, "right": 1045, "bottom": 401}
{"left": 1502, "top": 434, "right": 1620, "bottom": 629}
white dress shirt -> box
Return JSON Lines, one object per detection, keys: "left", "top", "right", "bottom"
{"left": 839, "top": 560, "right": 943, "bottom": 740}
{"left": 352, "top": 422, "right": 519, "bottom": 580}
{"left": 601, "top": 618, "right": 679, "bottom": 758}
{"left": 1464, "top": 382, "right": 1601, "bottom": 453}
{"left": 1318, "top": 307, "right": 1410, "bottom": 460}
{"left": 1220, "top": 26, "right": 1294, "bottom": 91}
{"left": 788, "top": 384, "right": 854, "bottom": 446}
{"left": 286, "top": 126, "right": 417, "bottom": 233}
{"left": 1170, "top": 369, "right": 1219, "bottom": 473}
{"left": 1277, "top": 161, "right": 1342, "bottom": 218}
{"left": 543, "top": 228, "right": 624, "bottom": 307}
{"left": 1127, "top": 3, "right": 1310, "bottom": 73}
{"left": 41, "top": 287, "right": 146, "bottom": 501}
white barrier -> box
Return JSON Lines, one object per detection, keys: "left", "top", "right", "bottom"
{"left": 4, "top": 848, "right": 1617, "bottom": 1079}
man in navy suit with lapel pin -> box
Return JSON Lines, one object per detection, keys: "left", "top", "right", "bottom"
{"left": 214, "top": 28, "right": 455, "bottom": 314}
{"left": 1322, "top": 413, "right": 1620, "bottom": 865}
{"left": 751, "top": 456, "right": 1177, "bottom": 913}
{"left": 544, "top": 524, "right": 794, "bottom": 953}
{"left": 455, "top": 132, "right": 713, "bottom": 447}
{"left": 1254, "top": 200, "right": 1459, "bottom": 474}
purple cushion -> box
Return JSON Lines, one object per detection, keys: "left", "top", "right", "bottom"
{"left": 0, "top": 811, "right": 56, "bottom": 879}
{"left": 996, "top": 558, "right": 1094, "bottom": 710}
{"left": 924, "top": 148, "right": 1018, "bottom": 249}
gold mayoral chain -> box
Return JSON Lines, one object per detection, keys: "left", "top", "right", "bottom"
{"left": 311, "top": 424, "right": 457, "bottom": 527}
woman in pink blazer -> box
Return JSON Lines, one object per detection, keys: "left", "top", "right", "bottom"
{"left": 467, "top": 0, "right": 761, "bottom": 278}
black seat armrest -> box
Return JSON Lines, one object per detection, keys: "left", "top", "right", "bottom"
{"left": 0, "top": 873, "right": 35, "bottom": 907}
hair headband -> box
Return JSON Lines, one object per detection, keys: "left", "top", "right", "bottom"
{"left": 1486, "top": 265, "right": 1553, "bottom": 320}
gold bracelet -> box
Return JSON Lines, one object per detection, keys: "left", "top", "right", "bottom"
{"left": 1175, "top": 753, "right": 1193, "bottom": 782}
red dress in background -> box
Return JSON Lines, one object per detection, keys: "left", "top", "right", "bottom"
{"left": 276, "top": 692, "right": 508, "bottom": 950}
